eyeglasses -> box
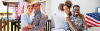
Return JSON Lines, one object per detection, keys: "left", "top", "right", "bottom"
{"left": 73, "top": 9, "right": 80, "bottom": 11}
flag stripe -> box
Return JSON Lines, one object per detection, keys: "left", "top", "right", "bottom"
{"left": 18, "top": 1, "right": 25, "bottom": 17}
{"left": 85, "top": 18, "right": 100, "bottom": 25}
{"left": 85, "top": 15, "right": 100, "bottom": 22}
{"left": 86, "top": 20, "right": 100, "bottom": 26}
{"left": 87, "top": 25, "right": 93, "bottom": 27}
{"left": 87, "top": 23, "right": 94, "bottom": 26}
{"left": 85, "top": 16, "right": 100, "bottom": 24}
{"left": 86, "top": 20, "right": 99, "bottom": 27}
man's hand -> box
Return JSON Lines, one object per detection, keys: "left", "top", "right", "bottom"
{"left": 22, "top": 28, "right": 29, "bottom": 31}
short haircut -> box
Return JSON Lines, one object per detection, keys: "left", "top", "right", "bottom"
{"left": 73, "top": 5, "right": 80, "bottom": 9}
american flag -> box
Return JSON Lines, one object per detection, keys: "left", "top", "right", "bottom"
{"left": 85, "top": 12, "right": 100, "bottom": 27}
{"left": 40, "top": 2, "right": 46, "bottom": 13}
{"left": 18, "top": 0, "right": 25, "bottom": 17}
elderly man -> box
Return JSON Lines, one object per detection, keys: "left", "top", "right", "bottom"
{"left": 22, "top": 1, "right": 48, "bottom": 31}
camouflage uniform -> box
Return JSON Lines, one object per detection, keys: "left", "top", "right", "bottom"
{"left": 29, "top": 10, "right": 48, "bottom": 31}
{"left": 64, "top": 15, "right": 87, "bottom": 31}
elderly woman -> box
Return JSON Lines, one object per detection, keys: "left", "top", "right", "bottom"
{"left": 21, "top": 4, "right": 35, "bottom": 31}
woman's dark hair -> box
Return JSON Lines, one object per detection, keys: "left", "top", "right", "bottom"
{"left": 69, "top": 11, "right": 72, "bottom": 16}
{"left": 58, "top": 3, "right": 64, "bottom": 11}
{"left": 58, "top": 0, "right": 72, "bottom": 11}
{"left": 73, "top": 5, "right": 80, "bottom": 9}
{"left": 65, "top": 0, "right": 72, "bottom": 8}
{"left": 27, "top": 5, "right": 33, "bottom": 8}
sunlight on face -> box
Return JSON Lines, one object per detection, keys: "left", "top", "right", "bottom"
{"left": 27, "top": 5, "right": 33, "bottom": 14}
{"left": 73, "top": 7, "right": 80, "bottom": 16}
{"left": 63, "top": 6, "right": 70, "bottom": 14}
{"left": 33, "top": 3, "right": 40, "bottom": 11}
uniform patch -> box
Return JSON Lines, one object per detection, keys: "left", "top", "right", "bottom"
{"left": 42, "top": 15, "right": 46, "bottom": 19}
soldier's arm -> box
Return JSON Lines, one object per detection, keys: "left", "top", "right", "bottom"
{"left": 21, "top": 14, "right": 35, "bottom": 28}
{"left": 29, "top": 15, "right": 48, "bottom": 31}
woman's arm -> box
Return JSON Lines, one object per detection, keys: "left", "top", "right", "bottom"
{"left": 21, "top": 14, "right": 35, "bottom": 28}
{"left": 26, "top": 25, "right": 35, "bottom": 28}
{"left": 79, "top": 14, "right": 87, "bottom": 28}
{"left": 65, "top": 17, "right": 77, "bottom": 31}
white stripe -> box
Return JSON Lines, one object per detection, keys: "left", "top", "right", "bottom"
{"left": 86, "top": 20, "right": 100, "bottom": 26}
{"left": 86, "top": 19, "right": 100, "bottom": 26}
{"left": 85, "top": 15, "right": 100, "bottom": 23}
{"left": 87, "top": 23, "right": 94, "bottom": 26}
{"left": 85, "top": 18, "right": 100, "bottom": 24}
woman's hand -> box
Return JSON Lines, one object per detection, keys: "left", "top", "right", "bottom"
{"left": 22, "top": 28, "right": 29, "bottom": 31}
{"left": 83, "top": 24, "right": 87, "bottom": 28}
{"left": 79, "top": 14, "right": 87, "bottom": 28}
{"left": 74, "top": 30, "right": 77, "bottom": 31}
{"left": 26, "top": 25, "right": 35, "bottom": 28}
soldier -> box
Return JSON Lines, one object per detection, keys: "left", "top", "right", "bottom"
{"left": 64, "top": 5, "right": 87, "bottom": 31}
{"left": 22, "top": 1, "right": 48, "bottom": 31}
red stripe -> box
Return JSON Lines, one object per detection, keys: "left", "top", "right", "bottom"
{"left": 87, "top": 25, "right": 93, "bottom": 27}
{"left": 18, "top": 2, "right": 25, "bottom": 17}
{"left": 86, "top": 20, "right": 100, "bottom": 27}
{"left": 85, "top": 16, "right": 100, "bottom": 24}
